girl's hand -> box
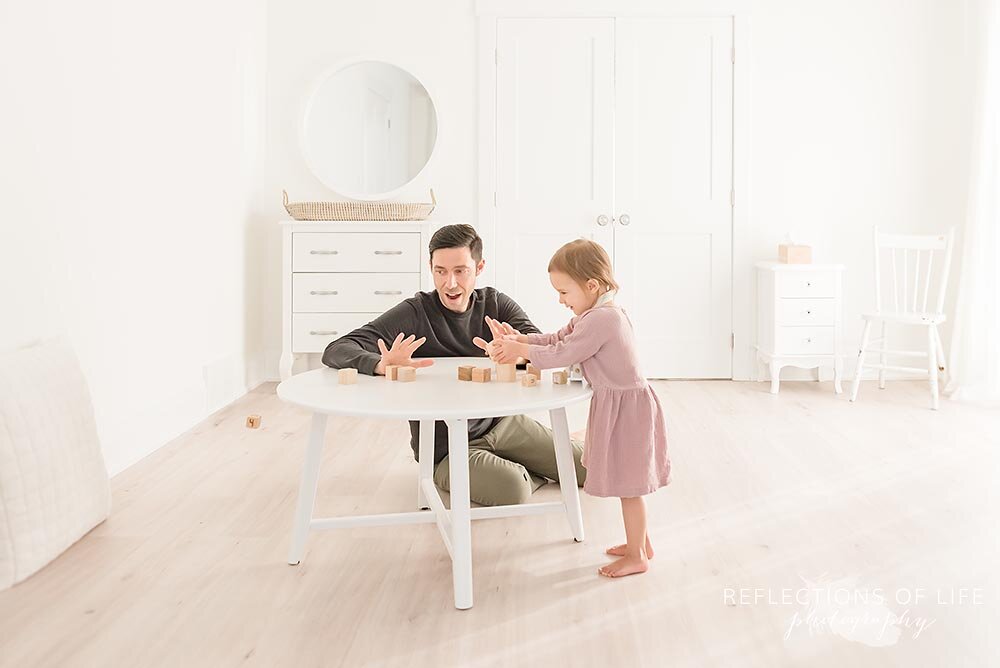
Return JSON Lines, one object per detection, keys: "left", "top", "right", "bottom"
{"left": 492, "top": 338, "right": 528, "bottom": 364}
{"left": 473, "top": 316, "right": 526, "bottom": 359}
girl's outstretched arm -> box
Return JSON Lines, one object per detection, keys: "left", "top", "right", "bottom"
{"left": 526, "top": 309, "right": 612, "bottom": 370}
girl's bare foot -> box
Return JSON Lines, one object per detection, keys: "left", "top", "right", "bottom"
{"left": 598, "top": 554, "right": 649, "bottom": 578}
{"left": 606, "top": 535, "right": 654, "bottom": 559}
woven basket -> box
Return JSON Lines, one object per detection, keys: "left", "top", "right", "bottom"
{"left": 283, "top": 189, "right": 436, "bottom": 221}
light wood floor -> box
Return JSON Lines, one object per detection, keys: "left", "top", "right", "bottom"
{"left": 1, "top": 380, "right": 997, "bottom": 667}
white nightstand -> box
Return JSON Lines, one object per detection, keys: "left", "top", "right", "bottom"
{"left": 755, "top": 261, "right": 846, "bottom": 394}
{"left": 280, "top": 220, "right": 432, "bottom": 380}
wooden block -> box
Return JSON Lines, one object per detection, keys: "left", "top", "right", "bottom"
{"left": 397, "top": 366, "right": 416, "bottom": 382}
{"left": 778, "top": 243, "right": 812, "bottom": 264}
{"left": 471, "top": 367, "right": 491, "bottom": 383}
{"left": 338, "top": 368, "right": 358, "bottom": 385}
{"left": 526, "top": 363, "right": 541, "bottom": 379}
{"left": 245, "top": 415, "right": 261, "bottom": 429}
{"left": 552, "top": 370, "right": 568, "bottom": 385}
{"left": 496, "top": 363, "right": 517, "bottom": 382}
{"left": 521, "top": 374, "right": 539, "bottom": 387}
{"left": 457, "top": 365, "right": 475, "bottom": 381}
{"left": 385, "top": 365, "right": 399, "bottom": 380}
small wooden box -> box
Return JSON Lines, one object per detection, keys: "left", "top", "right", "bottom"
{"left": 397, "top": 366, "right": 416, "bottom": 382}
{"left": 526, "top": 363, "right": 541, "bottom": 379}
{"left": 778, "top": 244, "right": 812, "bottom": 264}
{"left": 245, "top": 415, "right": 261, "bottom": 429}
{"left": 338, "top": 368, "right": 358, "bottom": 385}
{"left": 521, "top": 374, "right": 539, "bottom": 387}
{"left": 385, "top": 365, "right": 399, "bottom": 380}
{"left": 457, "top": 365, "right": 475, "bottom": 381}
{"left": 496, "top": 363, "right": 517, "bottom": 382}
{"left": 471, "top": 367, "right": 492, "bottom": 383}
{"left": 552, "top": 370, "right": 568, "bottom": 385}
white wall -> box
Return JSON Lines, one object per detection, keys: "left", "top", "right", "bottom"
{"left": 261, "top": 0, "right": 976, "bottom": 380}
{"left": 0, "top": 0, "right": 268, "bottom": 474}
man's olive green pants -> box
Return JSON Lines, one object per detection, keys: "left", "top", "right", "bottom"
{"left": 432, "top": 414, "right": 587, "bottom": 506}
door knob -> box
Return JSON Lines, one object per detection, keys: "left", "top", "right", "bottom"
{"left": 596, "top": 215, "right": 610, "bottom": 226}
{"left": 618, "top": 214, "right": 631, "bottom": 226}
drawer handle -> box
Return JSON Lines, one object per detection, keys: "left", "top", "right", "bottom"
{"left": 309, "top": 330, "right": 338, "bottom": 336}
{"left": 806, "top": 282, "right": 812, "bottom": 287}
{"left": 374, "top": 250, "right": 403, "bottom": 255}
{"left": 805, "top": 338, "right": 812, "bottom": 343}
{"left": 374, "top": 290, "right": 403, "bottom": 296}
{"left": 806, "top": 310, "right": 812, "bottom": 315}
{"left": 309, "top": 290, "right": 339, "bottom": 296}
{"left": 309, "top": 250, "right": 339, "bottom": 255}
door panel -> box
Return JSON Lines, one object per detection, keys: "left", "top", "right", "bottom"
{"left": 614, "top": 18, "right": 734, "bottom": 377}
{"left": 495, "top": 18, "right": 614, "bottom": 334}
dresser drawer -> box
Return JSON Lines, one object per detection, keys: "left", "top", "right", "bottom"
{"left": 776, "top": 298, "right": 836, "bottom": 326}
{"left": 776, "top": 271, "right": 837, "bottom": 298}
{"left": 292, "top": 313, "right": 377, "bottom": 353}
{"left": 293, "top": 233, "right": 421, "bottom": 272}
{"left": 774, "top": 326, "right": 835, "bottom": 355}
{"left": 293, "top": 273, "right": 419, "bottom": 313}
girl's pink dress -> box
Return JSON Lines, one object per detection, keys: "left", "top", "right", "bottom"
{"left": 526, "top": 304, "right": 671, "bottom": 498}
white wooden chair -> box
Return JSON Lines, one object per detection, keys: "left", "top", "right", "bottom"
{"left": 850, "top": 227, "right": 955, "bottom": 409}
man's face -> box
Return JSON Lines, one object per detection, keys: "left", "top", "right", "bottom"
{"left": 431, "top": 246, "right": 485, "bottom": 312}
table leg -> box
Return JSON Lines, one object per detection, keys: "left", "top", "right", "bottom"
{"left": 446, "top": 418, "right": 473, "bottom": 610}
{"left": 288, "top": 412, "right": 328, "bottom": 565}
{"left": 770, "top": 360, "right": 781, "bottom": 394}
{"left": 417, "top": 420, "right": 435, "bottom": 510}
{"left": 549, "top": 407, "right": 585, "bottom": 542}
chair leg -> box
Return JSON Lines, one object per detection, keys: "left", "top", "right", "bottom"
{"left": 927, "top": 325, "right": 940, "bottom": 410}
{"left": 850, "top": 321, "right": 873, "bottom": 402}
{"left": 878, "top": 321, "right": 888, "bottom": 389}
{"left": 932, "top": 325, "right": 946, "bottom": 372}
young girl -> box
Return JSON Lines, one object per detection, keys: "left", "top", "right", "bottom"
{"left": 492, "top": 239, "right": 671, "bottom": 578}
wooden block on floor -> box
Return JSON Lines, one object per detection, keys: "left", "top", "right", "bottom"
{"left": 496, "top": 363, "right": 517, "bottom": 382}
{"left": 471, "top": 367, "right": 492, "bottom": 383}
{"left": 397, "top": 366, "right": 416, "bottom": 382}
{"left": 526, "top": 363, "right": 541, "bottom": 379}
{"left": 552, "top": 370, "right": 568, "bottom": 385}
{"left": 338, "top": 368, "right": 358, "bottom": 385}
{"left": 457, "top": 365, "right": 475, "bottom": 381}
{"left": 385, "top": 365, "right": 399, "bottom": 380}
{"left": 245, "top": 415, "right": 261, "bottom": 429}
{"left": 521, "top": 374, "right": 539, "bottom": 387}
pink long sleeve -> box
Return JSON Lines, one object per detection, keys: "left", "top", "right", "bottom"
{"left": 527, "top": 308, "right": 612, "bottom": 370}
{"left": 523, "top": 320, "right": 576, "bottom": 346}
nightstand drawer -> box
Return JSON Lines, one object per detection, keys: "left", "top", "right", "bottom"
{"left": 776, "top": 271, "right": 837, "bottom": 298}
{"left": 777, "top": 298, "right": 836, "bottom": 326}
{"left": 293, "top": 273, "right": 419, "bottom": 313}
{"left": 293, "top": 233, "right": 421, "bottom": 272}
{"left": 775, "top": 326, "right": 835, "bottom": 354}
{"left": 292, "top": 313, "right": 378, "bottom": 353}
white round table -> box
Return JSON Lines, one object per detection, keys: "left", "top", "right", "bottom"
{"left": 277, "top": 357, "right": 593, "bottom": 610}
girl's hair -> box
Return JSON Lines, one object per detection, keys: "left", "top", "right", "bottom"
{"left": 547, "top": 239, "right": 619, "bottom": 292}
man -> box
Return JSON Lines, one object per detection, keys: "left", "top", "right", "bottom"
{"left": 322, "top": 224, "right": 586, "bottom": 506}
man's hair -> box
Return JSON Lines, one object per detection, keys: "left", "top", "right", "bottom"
{"left": 429, "top": 224, "right": 483, "bottom": 263}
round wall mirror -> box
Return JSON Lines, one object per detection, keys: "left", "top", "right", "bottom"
{"left": 301, "top": 60, "right": 438, "bottom": 200}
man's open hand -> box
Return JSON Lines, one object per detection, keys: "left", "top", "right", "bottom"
{"left": 376, "top": 333, "right": 434, "bottom": 375}
{"left": 473, "top": 316, "right": 522, "bottom": 360}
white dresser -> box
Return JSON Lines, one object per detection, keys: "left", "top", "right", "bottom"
{"left": 280, "top": 221, "right": 432, "bottom": 380}
{"left": 755, "top": 261, "right": 846, "bottom": 394}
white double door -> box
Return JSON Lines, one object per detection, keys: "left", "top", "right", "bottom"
{"left": 493, "top": 17, "right": 734, "bottom": 378}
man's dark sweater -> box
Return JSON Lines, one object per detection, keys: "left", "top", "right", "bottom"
{"left": 321, "top": 287, "right": 540, "bottom": 465}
